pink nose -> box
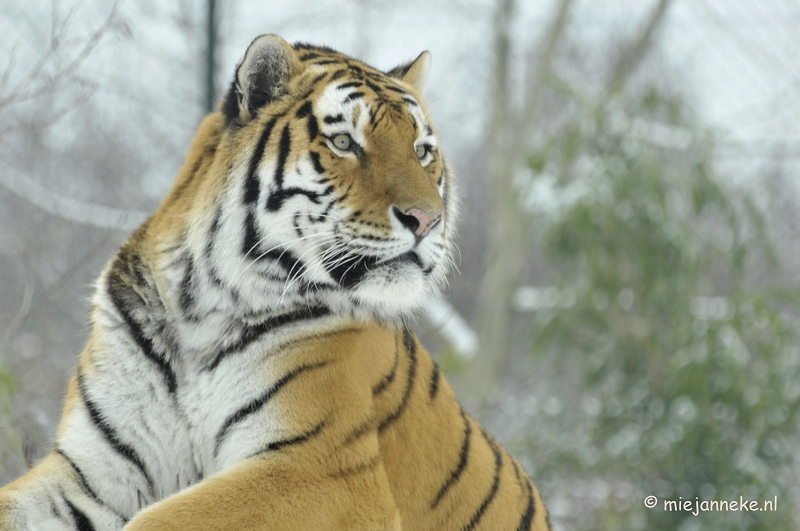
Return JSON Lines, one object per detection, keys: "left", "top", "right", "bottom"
{"left": 394, "top": 207, "right": 442, "bottom": 239}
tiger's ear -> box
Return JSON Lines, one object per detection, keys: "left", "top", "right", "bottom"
{"left": 221, "top": 34, "right": 302, "bottom": 125}
{"left": 387, "top": 51, "right": 431, "bottom": 94}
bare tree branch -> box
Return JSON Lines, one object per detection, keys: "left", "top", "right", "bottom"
{"left": 605, "top": 0, "right": 673, "bottom": 98}
{"left": 510, "top": 0, "right": 575, "bottom": 155}
{"left": 0, "top": 158, "right": 149, "bottom": 230}
{"left": 0, "top": 255, "right": 34, "bottom": 357}
{"left": 0, "top": 2, "right": 128, "bottom": 135}
{"left": 0, "top": 230, "right": 112, "bottom": 362}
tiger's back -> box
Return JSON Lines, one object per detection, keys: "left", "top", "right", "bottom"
{"left": 0, "top": 35, "right": 551, "bottom": 530}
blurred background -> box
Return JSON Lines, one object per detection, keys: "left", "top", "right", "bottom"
{"left": 2, "top": 0, "right": 800, "bottom": 529}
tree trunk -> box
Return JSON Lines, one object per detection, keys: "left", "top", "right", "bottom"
{"left": 471, "top": 0, "right": 574, "bottom": 397}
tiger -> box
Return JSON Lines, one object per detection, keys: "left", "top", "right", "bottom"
{"left": 0, "top": 34, "right": 552, "bottom": 531}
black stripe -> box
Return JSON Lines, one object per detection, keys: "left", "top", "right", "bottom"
{"left": 205, "top": 206, "right": 222, "bottom": 260}
{"left": 64, "top": 497, "right": 95, "bottom": 531}
{"left": 364, "top": 79, "right": 383, "bottom": 94}
{"left": 214, "top": 362, "right": 328, "bottom": 456}
{"left": 341, "top": 418, "right": 374, "bottom": 447}
{"left": 300, "top": 279, "right": 337, "bottom": 295}
{"left": 370, "top": 102, "right": 390, "bottom": 129}
{"left": 299, "top": 52, "right": 320, "bottom": 61}
{"left": 322, "top": 250, "right": 374, "bottom": 289}
{"left": 462, "top": 430, "right": 503, "bottom": 531}
{"left": 369, "top": 105, "right": 391, "bottom": 131}
{"left": 205, "top": 306, "right": 330, "bottom": 371}
{"left": 307, "top": 114, "right": 319, "bottom": 141}
{"left": 244, "top": 117, "right": 278, "bottom": 205}
{"left": 385, "top": 85, "right": 407, "bottom": 95}
{"left": 403, "top": 97, "right": 419, "bottom": 107}
{"left": 311, "top": 199, "right": 335, "bottom": 223}
{"left": 275, "top": 124, "right": 291, "bottom": 188}
{"left": 431, "top": 408, "right": 471, "bottom": 508}
{"left": 511, "top": 458, "right": 523, "bottom": 488}
{"left": 260, "top": 247, "right": 305, "bottom": 276}
{"left": 298, "top": 88, "right": 316, "bottom": 105}
{"left": 77, "top": 372, "right": 154, "bottom": 494}
{"left": 377, "top": 328, "right": 417, "bottom": 433}
{"left": 309, "top": 151, "right": 326, "bottom": 174}
{"left": 266, "top": 187, "right": 322, "bottom": 211}
{"left": 206, "top": 206, "right": 222, "bottom": 251}
{"left": 106, "top": 259, "right": 177, "bottom": 395}
{"left": 324, "top": 114, "right": 345, "bottom": 124}
{"left": 372, "top": 336, "right": 399, "bottom": 396}
{"left": 330, "top": 69, "right": 347, "bottom": 81}
{"left": 293, "top": 213, "right": 305, "bottom": 237}
{"left": 54, "top": 448, "right": 123, "bottom": 521}
{"left": 337, "top": 81, "right": 362, "bottom": 90}
{"left": 313, "top": 59, "right": 340, "bottom": 66}
{"left": 55, "top": 449, "right": 99, "bottom": 501}
{"left": 428, "top": 362, "right": 441, "bottom": 400}
{"left": 205, "top": 207, "right": 226, "bottom": 289}
{"left": 241, "top": 209, "right": 260, "bottom": 258}
{"left": 178, "top": 254, "right": 195, "bottom": 315}
{"left": 295, "top": 101, "right": 313, "bottom": 119}
{"left": 250, "top": 420, "right": 326, "bottom": 458}
{"left": 295, "top": 43, "right": 336, "bottom": 53}
{"left": 344, "top": 91, "right": 365, "bottom": 102}
{"left": 516, "top": 477, "right": 536, "bottom": 531}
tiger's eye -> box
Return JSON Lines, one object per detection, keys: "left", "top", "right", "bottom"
{"left": 415, "top": 145, "right": 427, "bottom": 159}
{"left": 333, "top": 134, "right": 351, "bottom": 151}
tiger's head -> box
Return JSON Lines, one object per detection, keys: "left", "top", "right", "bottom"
{"left": 163, "top": 35, "right": 457, "bottom": 324}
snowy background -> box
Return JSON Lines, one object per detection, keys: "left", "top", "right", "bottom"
{"left": 2, "top": 1, "right": 800, "bottom": 529}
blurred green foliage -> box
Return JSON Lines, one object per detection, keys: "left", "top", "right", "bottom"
{"left": 520, "top": 84, "right": 800, "bottom": 530}
{"left": 0, "top": 363, "right": 22, "bottom": 477}
{"left": 0, "top": 366, "right": 12, "bottom": 397}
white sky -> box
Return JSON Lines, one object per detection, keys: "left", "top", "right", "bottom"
{"left": 3, "top": 0, "right": 799, "bottom": 198}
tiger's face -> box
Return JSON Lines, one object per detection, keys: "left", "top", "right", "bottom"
{"left": 211, "top": 35, "right": 456, "bottom": 321}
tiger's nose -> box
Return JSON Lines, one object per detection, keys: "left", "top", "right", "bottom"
{"left": 392, "top": 207, "right": 442, "bottom": 239}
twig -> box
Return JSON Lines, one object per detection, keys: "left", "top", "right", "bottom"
{"left": 0, "top": 157, "right": 149, "bottom": 230}
{"left": 0, "top": 255, "right": 35, "bottom": 358}
{"left": 0, "top": 1, "right": 125, "bottom": 110}
{"left": 604, "top": 0, "right": 674, "bottom": 99}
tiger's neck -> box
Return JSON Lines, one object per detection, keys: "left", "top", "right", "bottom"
{"left": 95, "top": 211, "right": 366, "bottom": 375}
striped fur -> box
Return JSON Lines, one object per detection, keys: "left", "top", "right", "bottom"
{"left": 0, "top": 35, "right": 551, "bottom": 530}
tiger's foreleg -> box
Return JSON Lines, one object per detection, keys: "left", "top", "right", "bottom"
{"left": 0, "top": 451, "right": 128, "bottom": 530}
{"left": 121, "top": 445, "right": 401, "bottom": 531}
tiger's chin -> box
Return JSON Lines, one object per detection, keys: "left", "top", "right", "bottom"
{"left": 352, "top": 273, "right": 438, "bottom": 322}
{"left": 316, "top": 244, "right": 445, "bottom": 322}
{"left": 323, "top": 257, "right": 445, "bottom": 323}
